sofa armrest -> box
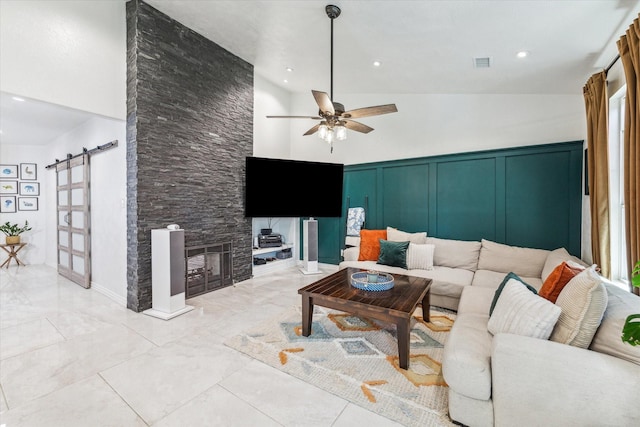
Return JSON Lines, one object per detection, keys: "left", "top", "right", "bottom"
{"left": 343, "top": 246, "right": 359, "bottom": 262}
{"left": 491, "top": 333, "right": 640, "bottom": 426}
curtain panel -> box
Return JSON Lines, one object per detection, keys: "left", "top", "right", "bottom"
{"left": 583, "top": 71, "right": 611, "bottom": 278}
{"left": 618, "top": 16, "right": 640, "bottom": 295}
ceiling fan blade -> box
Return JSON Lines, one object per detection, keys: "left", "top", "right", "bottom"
{"left": 312, "top": 90, "right": 335, "bottom": 116}
{"left": 303, "top": 123, "right": 321, "bottom": 136}
{"left": 342, "top": 104, "right": 398, "bottom": 119}
{"left": 266, "top": 115, "right": 322, "bottom": 119}
{"left": 343, "top": 119, "right": 374, "bottom": 134}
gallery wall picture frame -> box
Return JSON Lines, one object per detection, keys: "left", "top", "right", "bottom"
{"left": 20, "top": 163, "right": 37, "bottom": 180}
{"left": 0, "top": 196, "right": 16, "bottom": 213}
{"left": 18, "top": 197, "right": 38, "bottom": 211}
{"left": 0, "top": 164, "right": 18, "bottom": 179}
{"left": 19, "top": 182, "right": 40, "bottom": 196}
{"left": 0, "top": 181, "right": 18, "bottom": 194}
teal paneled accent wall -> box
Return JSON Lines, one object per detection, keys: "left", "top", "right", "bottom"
{"left": 343, "top": 169, "right": 378, "bottom": 227}
{"left": 383, "top": 164, "right": 429, "bottom": 232}
{"left": 321, "top": 141, "right": 583, "bottom": 264}
{"left": 435, "top": 158, "right": 497, "bottom": 240}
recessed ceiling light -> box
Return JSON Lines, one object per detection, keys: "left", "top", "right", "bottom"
{"left": 283, "top": 79, "right": 288, "bottom": 83}
{"left": 516, "top": 51, "right": 529, "bottom": 58}
{"left": 373, "top": 61, "right": 381, "bottom": 67}
{"left": 286, "top": 67, "right": 293, "bottom": 72}
{"left": 12, "top": 96, "right": 25, "bottom": 102}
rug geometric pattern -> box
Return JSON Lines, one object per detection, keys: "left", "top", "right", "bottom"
{"left": 225, "top": 305, "right": 457, "bottom": 426}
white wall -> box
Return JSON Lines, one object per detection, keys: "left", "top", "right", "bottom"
{"left": 0, "top": 0, "right": 126, "bottom": 120}
{"left": 282, "top": 92, "right": 586, "bottom": 164}
{"left": 0, "top": 145, "right": 49, "bottom": 265}
{"left": 44, "top": 117, "right": 128, "bottom": 304}
{"left": 253, "top": 74, "right": 293, "bottom": 159}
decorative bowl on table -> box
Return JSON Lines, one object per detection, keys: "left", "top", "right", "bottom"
{"left": 351, "top": 271, "right": 395, "bottom": 291}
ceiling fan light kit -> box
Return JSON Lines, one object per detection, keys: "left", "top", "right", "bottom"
{"left": 266, "top": 4, "right": 398, "bottom": 152}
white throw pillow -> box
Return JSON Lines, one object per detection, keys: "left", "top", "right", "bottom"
{"left": 386, "top": 226, "right": 427, "bottom": 244}
{"left": 550, "top": 266, "right": 608, "bottom": 348}
{"left": 406, "top": 243, "right": 435, "bottom": 270}
{"left": 488, "top": 279, "right": 561, "bottom": 340}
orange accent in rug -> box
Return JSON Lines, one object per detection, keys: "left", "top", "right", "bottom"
{"left": 279, "top": 347, "right": 304, "bottom": 365}
{"left": 361, "top": 380, "right": 388, "bottom": 402}
{"left": 418, "top": 315, "right": 454, "bottom": 332}
{"left": 387, "top": 354, "right": 448, "bottom": 387}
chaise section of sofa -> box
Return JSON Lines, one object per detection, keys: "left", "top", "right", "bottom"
{"left": 443, "top": 267, "right": 640, "bottom": 427}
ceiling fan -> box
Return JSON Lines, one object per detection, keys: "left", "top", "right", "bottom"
{"left": 266, "top": 4, "right": 398, "bottom": 152}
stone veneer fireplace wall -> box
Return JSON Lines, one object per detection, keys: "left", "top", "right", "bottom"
{"left": 126, "top": 0, "right": 253, "bottom": 311}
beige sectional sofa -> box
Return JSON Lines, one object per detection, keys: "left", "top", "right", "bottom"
{"left": 339, "top": 231, "right": 581, "bottom": 311}
{"left": 338, "top": 229, "right": 640, "bottom": 426}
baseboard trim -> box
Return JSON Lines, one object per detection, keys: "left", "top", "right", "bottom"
{"left": 91, "top": 281, "right": 127, "bottom": 307}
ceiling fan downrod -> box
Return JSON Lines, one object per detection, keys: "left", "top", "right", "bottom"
{"left": 326, "top": 5, "right": 341, "bottom": 101}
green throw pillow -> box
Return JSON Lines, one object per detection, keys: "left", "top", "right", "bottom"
{"left": 377, "top": 239, "right": 410, "bottom": 269}
{"left": 489, "top": 272, "right": 538, "bottom": 316}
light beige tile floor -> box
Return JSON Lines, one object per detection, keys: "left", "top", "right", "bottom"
{"left": 0, "top": 264, "right": 404, "bottom": 426}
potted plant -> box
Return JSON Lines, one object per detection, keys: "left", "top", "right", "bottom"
{"left": 0, "top": 221, "right": 32, "bottom": 244}
{"left": 621, "top": 260, "right": 640, "bottom": 346}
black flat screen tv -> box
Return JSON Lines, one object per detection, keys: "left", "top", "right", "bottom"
{"left": 245, "top": 156, "right": 344, "bottom": 218}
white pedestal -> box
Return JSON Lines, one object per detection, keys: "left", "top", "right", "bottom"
{"left": 143, "top": 228, "right": 194, "bottom": 320}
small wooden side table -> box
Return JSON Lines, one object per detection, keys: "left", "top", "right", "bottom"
{"left": 0, "top": 242, "right": 27, "bottom": 268}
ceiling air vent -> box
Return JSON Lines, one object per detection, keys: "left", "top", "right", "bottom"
{"left": 473, "top": 57, "right": 492, "bottom": 68}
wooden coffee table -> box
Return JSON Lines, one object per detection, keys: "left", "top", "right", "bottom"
{"left": 298, "top": 267, "right": 432, "bottom": 370}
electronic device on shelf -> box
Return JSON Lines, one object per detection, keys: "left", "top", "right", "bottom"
{"left": 258, "top": 232, "right": 283, "bottom": 248}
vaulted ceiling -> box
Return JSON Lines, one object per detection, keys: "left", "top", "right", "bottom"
{"left": 1, "top": 0, "right": 638, "bottom": 145}
{"left": 146, "top": 0, "right": 639, "bottom": 95}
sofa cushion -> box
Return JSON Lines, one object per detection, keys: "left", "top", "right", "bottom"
{"left": 489, "top": 272, "right": 538, "bottom": 316}
{"left": 358, "top": 229, "right": 387, "bottom": 261}
{"left": 377, "top": 239, "right": 409, "bottom": 269}
{"left": 478, "top": 239, "right": 549, "bottom": 278}
{"left": 488, "top": 280, "right": 561, "bottom": 339}
{"left": 590, "top": 283, "right": 640, "bottom": 366}
{"left": 472, "top": 269, "right": 543, "bottom": 291}
{"left": 442, "top": 312, "right": 493, "bottom": 401}
{"left": 538, "top": 261, "right": 584, "bottom": 303}
{"left": 457, "top": 286, "right": 495, "bottom": 316}
{"left": 386, "top": 226, "right": 427, "bottom": 244}
{"left": 426, "top": 237, "right": 481, "bottom": 271}
{"left": 406, "top": 243, "right": 435, "bottom": 270}
{"left": 541, "top": 247, "right": 589, "bottom": 282}
{"left": 550, "top": 266, "right": 608, "bottom": 348}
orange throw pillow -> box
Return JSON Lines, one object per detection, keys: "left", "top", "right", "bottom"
{"left": 539, "top": 262, "right": 583, "bottom": 303}
{"left": 358, "top": 229, "right": 388, "bottom": 261}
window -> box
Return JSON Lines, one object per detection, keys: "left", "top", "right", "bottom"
{"left": 608, "top": 87, "right": 628, "bottom": 286}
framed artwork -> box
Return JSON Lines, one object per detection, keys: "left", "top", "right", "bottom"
{"left": 18, "top": 197, "right": 38, "bottom": 211}
{"left": 0, "top": 196, "right": 16, "bottom": 213}
{"left": 0, "top": 164, "right": 18, "bottom": 179}
{"left": 0, "top": 181, "right": 18, "bottom": 194}
{"left": 20, "top": 163, "right": 37, "bottom": 180}
{"left": 19, "top": 182, "right": 40, "bottom": 196}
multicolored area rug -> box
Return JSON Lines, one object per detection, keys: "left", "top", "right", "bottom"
{"left": 225, "top": 305, "right": 457, "bottom": 426}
